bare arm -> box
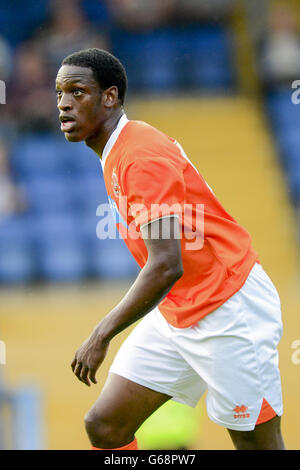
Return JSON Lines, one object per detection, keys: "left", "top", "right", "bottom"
{"left": 71, "top": 216, "right": 183, "bottom": 386}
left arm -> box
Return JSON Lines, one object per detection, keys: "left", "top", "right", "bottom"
{"left": 71, "top": 216, "right": 183, "bottom": 386}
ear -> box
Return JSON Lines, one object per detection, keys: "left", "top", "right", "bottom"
{"left": 102, "top": 86, "right": 119, "bottom": 108}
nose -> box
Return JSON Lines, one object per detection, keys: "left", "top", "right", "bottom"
{"left": 57, "top": 93, "right": 73, "bottom": 111}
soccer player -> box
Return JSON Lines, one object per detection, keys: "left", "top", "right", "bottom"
{"left": 55, "top": 48, "right": 285, "bottom": 450}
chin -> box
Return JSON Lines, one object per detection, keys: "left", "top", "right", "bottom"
{"left": 64, "top": 132, "right": 84, "bottom": 142}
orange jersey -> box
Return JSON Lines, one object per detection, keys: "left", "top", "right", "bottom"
{"left": 101, "top": 114, "right": 259, "bottom": 328}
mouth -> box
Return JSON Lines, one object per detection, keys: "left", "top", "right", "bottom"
{"left": 60, "top": 115, "right": 76, "bottom": 132}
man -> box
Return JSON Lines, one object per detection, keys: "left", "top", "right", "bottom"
{"left": 55, "top": 48, "right": 285, "bottom": 450}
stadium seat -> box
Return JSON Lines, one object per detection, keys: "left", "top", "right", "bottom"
{"left": 37, "top": 240, "right": 89, "bottom": 282}
{"left": 90, "top": 237, "right": 139, "bottom": 279}
{"left": 265, "top": 90, "right": 300, "bottom": 208}
{"left": 0, "top": 215, "right": 37, "bottom": 283}
{"left": 21, "top": 176, "right": 76, "bottom": 215}
{"left": 0, "top": 244, "right": 35, "bottom": 283}
{"left": 112, "top": 29, "right": 179, "bottom": 92}
{"left": 11, "top": 134, "right": 67, "bottom": 180}
{"left": 0, "top": 0, "right": 49, "bottom": 46}
{"left": 112, "top": 25, "right": 234, "bottom": 93}
{"left": 70, "top": 174, "right": 108, "bottom": 212}
{"left": 177, "top": 26, "right": 234, "bottom": 90}
{"left": 266, "top": 90, "right": 300, "bottom": 131}
{"left": 81, "top": 0, "right": 111, "bottom": 27}
{"left": 11, "top": 133, "right": 103, "bottom": 182}
{"left": 61, "top": 141, "right": 102, "bottom": 176}
{"left": 276, "top": 129, "right": 300, "bottom": 161}
{"left": 285, "top": 167, "right": 300, "bottom": 206}
{"left": 81, "top": 213, "right": 139, "bottom": 279}
{"left": 33, "top": 213, "right": 89, "bottom": 282}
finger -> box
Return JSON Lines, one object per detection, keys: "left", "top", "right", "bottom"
{"left": 74, "top": 362, "right": 82, "bottom": 381}
{"left": 89, "top": 368, "right": 98, "bottom": 385}
{"left": 71, "top": 357, "right": 77, "bottom": 372}
{"left": 80, "top": 366, "right": 90, "bottom": 387}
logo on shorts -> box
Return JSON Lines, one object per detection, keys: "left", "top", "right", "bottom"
{"left": 233, "top": 405, "right": 250, "bottom": 419}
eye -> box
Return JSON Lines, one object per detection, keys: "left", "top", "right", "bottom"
{"left": 56, "top": 90, "right": 62, "bottom": 98}
{"left": 73, "top": 89, "right": 84, "bottom": 97}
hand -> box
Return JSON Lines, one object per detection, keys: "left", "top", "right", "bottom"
{"left": 71, "top": 329, "right": 109, "bottom": 387}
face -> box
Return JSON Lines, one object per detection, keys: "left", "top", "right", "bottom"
{"left": 55, "top": 65, "right": 105, "bottom": 143}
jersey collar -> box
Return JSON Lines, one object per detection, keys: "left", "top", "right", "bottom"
{"left": 101, "top": 113, "right": 129, "bottom": 169}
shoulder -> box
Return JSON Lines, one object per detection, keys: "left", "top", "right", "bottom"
{"left": 123, "top": 120, "right": 174, "bottom": 151}
{"left": 123, "top": 119, "right": 168, "bottom": 140}
{"left": 120, "top": 120, "right": 181, "bottom": 167}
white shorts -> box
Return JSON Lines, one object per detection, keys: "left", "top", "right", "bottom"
{"left": 109, "top": 263, "right": 283, "bottom": 431}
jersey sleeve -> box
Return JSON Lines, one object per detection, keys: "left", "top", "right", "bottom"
{"left": 121, "top": 157, "right": 186, "bottom": 231}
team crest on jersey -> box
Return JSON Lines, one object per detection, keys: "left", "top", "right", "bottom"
{"left": 112, "top": 170, "right": 121, "bottom": 197}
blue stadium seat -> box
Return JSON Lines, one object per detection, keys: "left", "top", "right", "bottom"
{"left": 112, "top": 25, "right": 234, "bottom": 92}
{"left": 90, "top": 237, "right": 139, "bottom": 279}
{"left": 266, "top": 91, "right": 300, "bottom": 206}
{"left": 280, "top": 150, "right": 300, "bottom": 175}
{"left": 177, "top": 26, "right": 234, "bottom": 89}
{"left": 81, "top": 0, "right": 111, "bottom": 27}
{"left": 81, "top": 213, "right": 139, "bottom": 279}
{"left": 11, "top": 134, "right": 67, "bottom": 180}
{"left": 275, "top": 123, "right": 300, "bottom": 172}
{"left": 276, "top": 129, "right": 300, "bottom": 158}
{"left": 71, "top": 174, "right": 108, "bottom": 213}
{"left": 61, "top": 140, "right": 102, "bottom": 175}
{"left": 33, "top": 213, "right": 89, "bottom": 281}
{"left": 0, "top": 215, "right": 37, "bottom": 283}
{"left": 266, "top": 90, "right": 300, "bottom": 131}
{"left": 21, "top": 176, "right": 76, "bottom": 215}
{"left": 286, "top": 167, "right": 300, "bottom": 206}
{"left": 11, "top": 133, "right": 102, "bottom": 182}
{"left": 0, "top": 0, "right": 49, "bottom": 46}
{"left": 38, "top": 240, "right": 89, "bottom": 282}
{"left": 112, "top": 29, "right": 179, "bottom": 92}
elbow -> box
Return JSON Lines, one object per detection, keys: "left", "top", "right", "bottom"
{"left": 157, "top": 261, "right": 184, "bottom": 285}
{"left": 172, "top": 264, "right": 184, "bottom": 281}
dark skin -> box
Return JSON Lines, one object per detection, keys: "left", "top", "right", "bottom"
{"left": 56, "top": 65, "right": 285, "bottom": 450}
{"left": 56, "top": 65, "right": 123, "bottom": 153}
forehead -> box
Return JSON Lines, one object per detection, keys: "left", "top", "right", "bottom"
{"left": 56, "top": 65, "right": 97, "bottom": 87}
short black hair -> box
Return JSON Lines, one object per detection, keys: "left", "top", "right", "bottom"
{"left": 62, "top": 48, "right": 128, "bottom": 105}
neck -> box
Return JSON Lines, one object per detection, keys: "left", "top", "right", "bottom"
{"left": 85, "top": 108, "right": 124, "bottom": 157}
